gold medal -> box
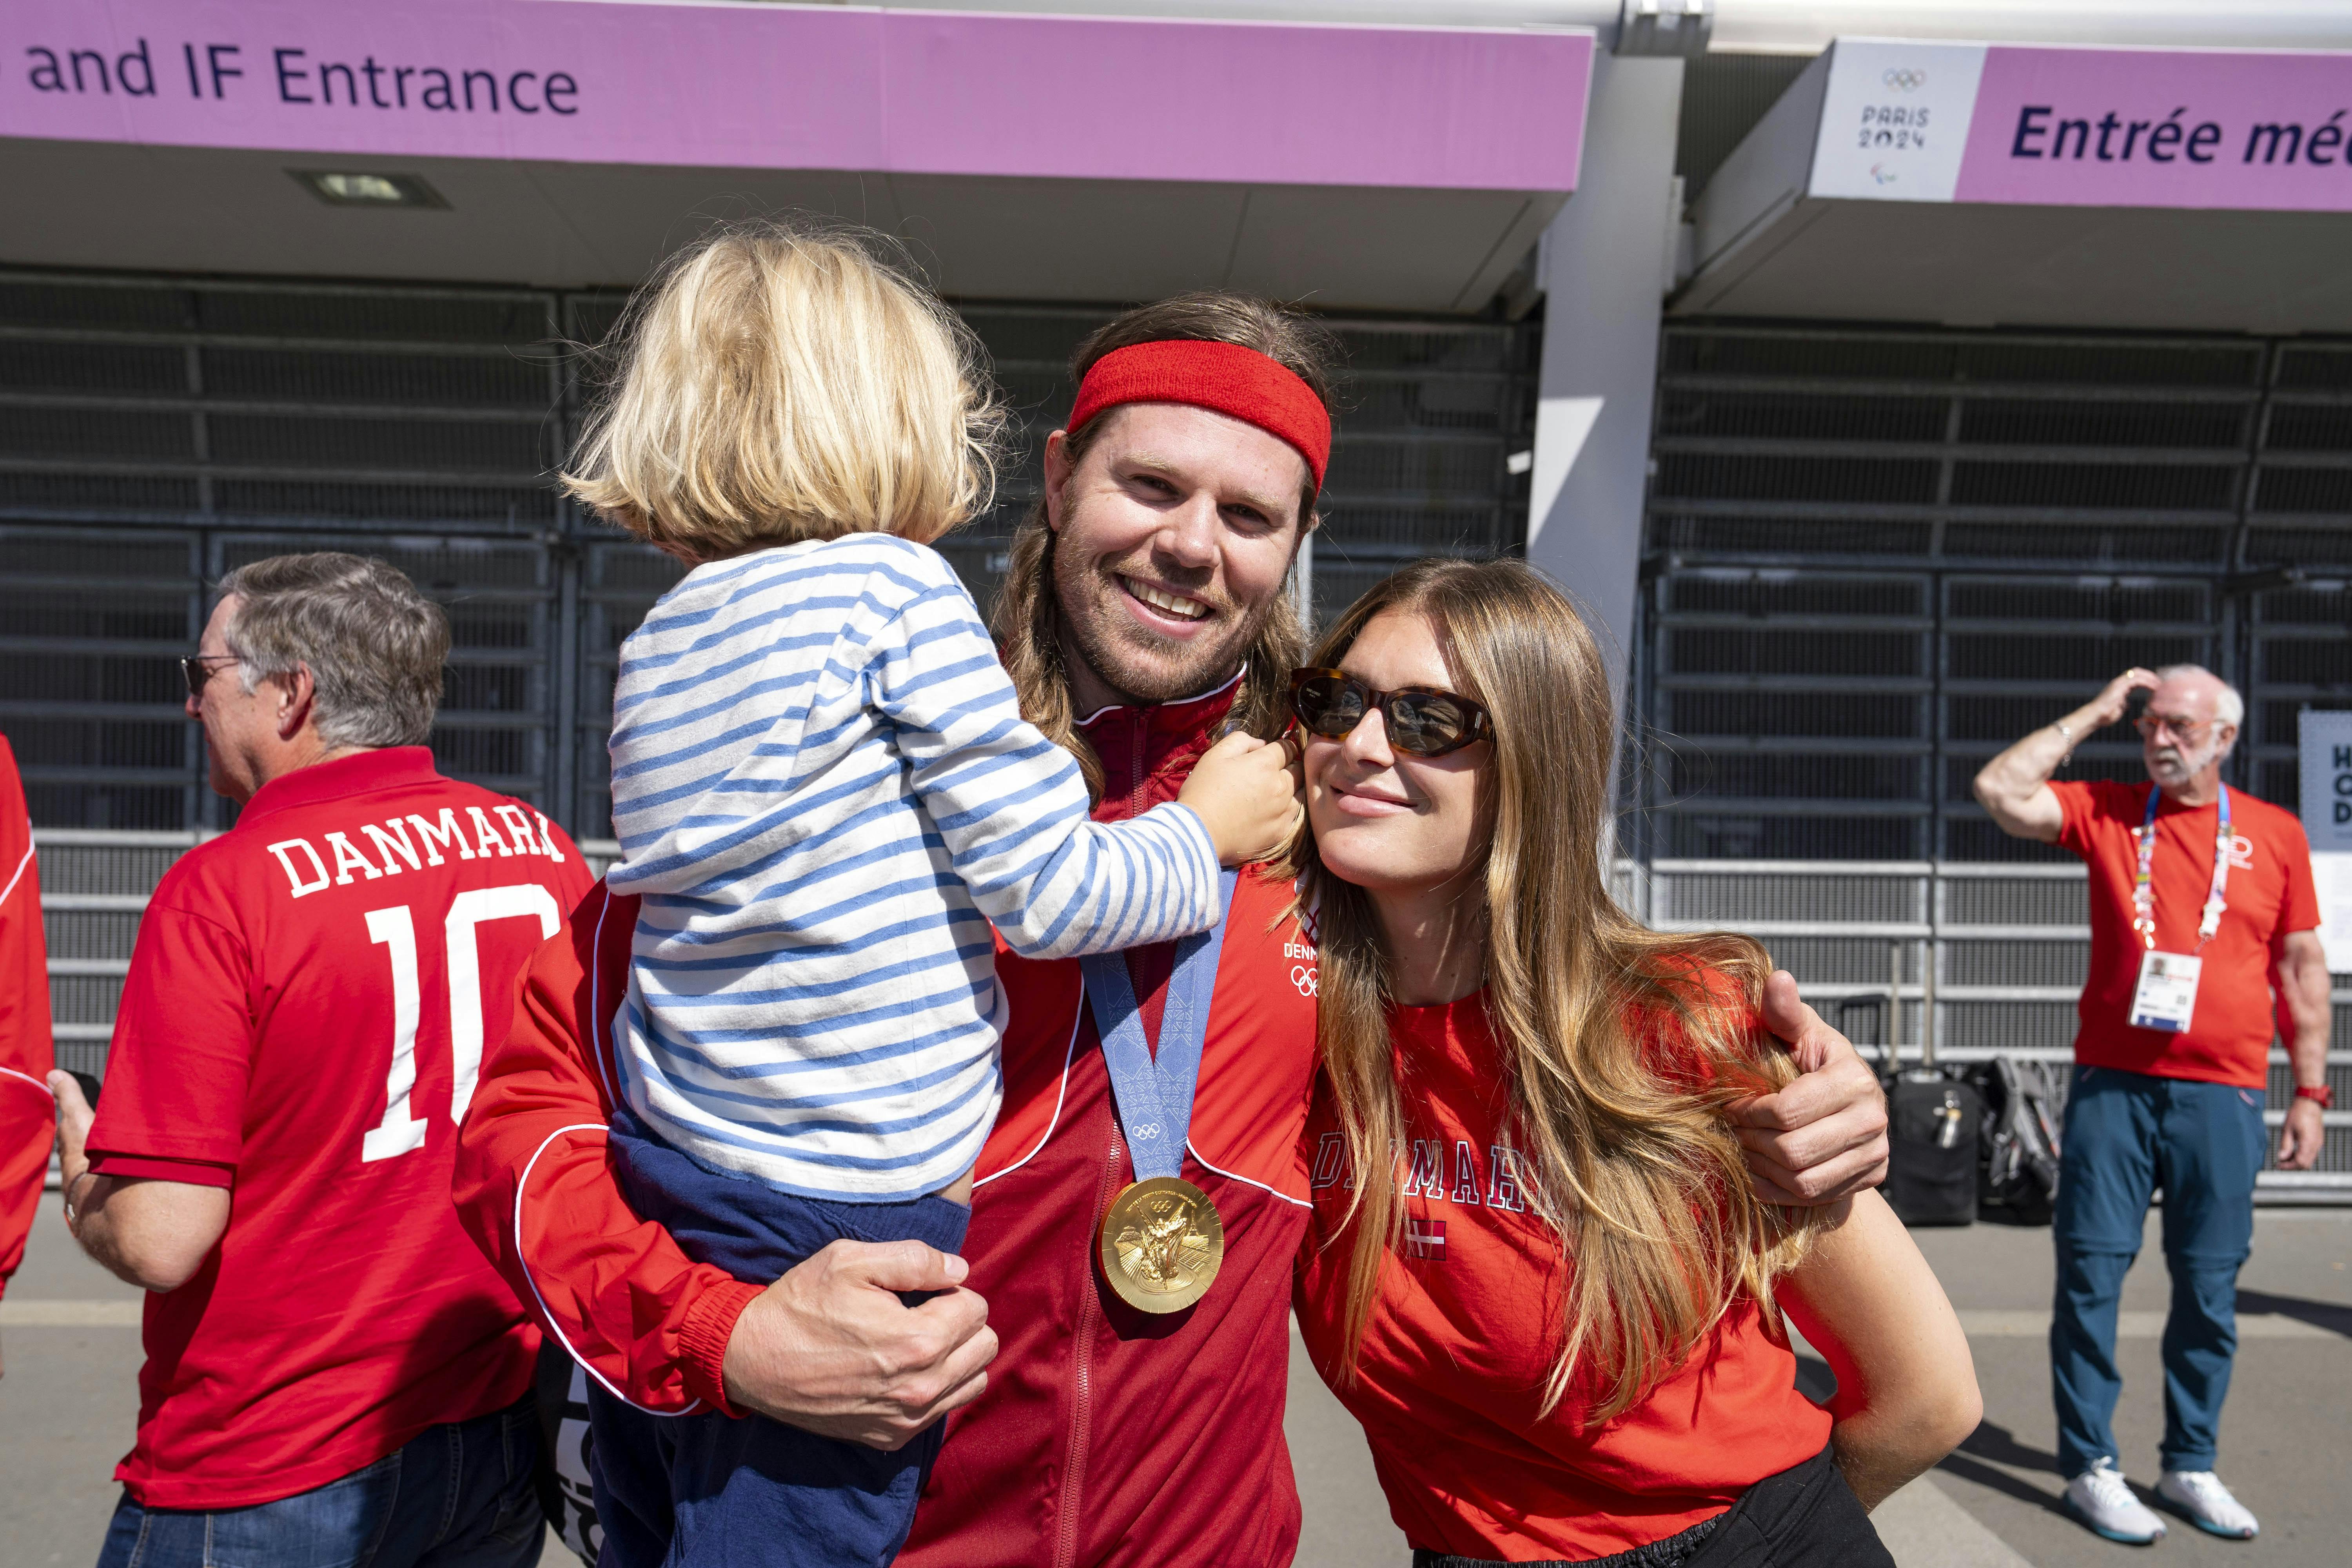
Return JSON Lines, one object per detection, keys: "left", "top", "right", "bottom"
{"left": 1096, "top": 1175, "right": 1224, "bottom": 1314}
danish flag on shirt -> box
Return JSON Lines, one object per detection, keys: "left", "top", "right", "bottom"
{"left": 1405, "top": 1218, "right": 1448, "bottom": 1262}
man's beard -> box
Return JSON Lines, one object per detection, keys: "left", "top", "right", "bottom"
{"left": 1051, "top": 540, "right": 1279, "bottom": 706}
{"left": 2149, "top": 738, "right": 2221, "bottom": 785}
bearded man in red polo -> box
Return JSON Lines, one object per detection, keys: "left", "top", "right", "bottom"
{"left": 454, "top": 293, "right": 1891, "bottom": 1567}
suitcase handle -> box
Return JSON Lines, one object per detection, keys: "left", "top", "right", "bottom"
{"left": 1835, "top": 995, "right": 1901, "bottom": 1075}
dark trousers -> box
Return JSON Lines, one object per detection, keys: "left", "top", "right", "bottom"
{"left": 2051, "top": 1065, "right": 2267, "bottom": 1477}
{"left": 1410, "top": 1446, "right": 1889, "bottom": 1568}
{"left": 96, "top": 1397, "right": 541, "bottom": 1568}
{"left": 591, "top": 1111, "right": 971, "bottom": 1568}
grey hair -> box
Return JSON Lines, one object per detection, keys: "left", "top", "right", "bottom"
{"left": 216, "top": 553, "right": 449, "bottom": 749}
{"left": 2153, "top": 663, "right": 2245, "bottom": 728}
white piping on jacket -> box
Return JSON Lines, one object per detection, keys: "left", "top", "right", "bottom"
{"left": 1186, "top": 1139, "right": 1313, "bottom": 1210}
{"left": 514, "top": 1121, "right": 704, "bottom": 1418}
{"left": 1072, "top": 664, "right": 1246, "bottom": 730}
{"left": 966, "top": 993, "right": 1312, "bottom": 1210}
{"left": 972, "top": 1007, "right": 1083, "bottom": 1189}
{"left": 0, "top": 842, "right": 33, "bottom": 910}
{"left": 0, "top": 1065, "right": 54, "bottom": 1099}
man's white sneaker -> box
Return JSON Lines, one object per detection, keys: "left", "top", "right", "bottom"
{"left": 2065, "top": 1459, "right": 2167, "bottom": 1544}
{"left": 2158, "top": 1470, "right": 2259, "bottom": 1540}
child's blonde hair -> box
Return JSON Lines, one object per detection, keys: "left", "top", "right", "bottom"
{"left": 563, "top": 218, "right": 1005, "bottom": 555}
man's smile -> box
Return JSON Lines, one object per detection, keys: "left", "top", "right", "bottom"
{"left": 1116, "top": 573, "right": 1213, "bottom": 625}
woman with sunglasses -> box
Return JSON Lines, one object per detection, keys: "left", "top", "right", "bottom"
{"left": 1283, "top": 558, "right": 1980, "bottom": 1568}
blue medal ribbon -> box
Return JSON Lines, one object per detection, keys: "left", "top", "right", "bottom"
{"left": 1078, "top": 869, "right": 1238, "bottom": 1182}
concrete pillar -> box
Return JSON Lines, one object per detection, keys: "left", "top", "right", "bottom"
{"left": 1525, "top": 53, "right": 1685, "bottom": 715}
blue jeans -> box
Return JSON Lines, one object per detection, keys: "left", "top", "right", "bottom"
{"left": 95, "top": 1396, "right": 542, "bottom": 1568}
{"left": 2051, "top": 1066, "right": 2268, "bottom": 1478}
{"left": 593, "top": 1110, "right": 971, "bottom": 1568}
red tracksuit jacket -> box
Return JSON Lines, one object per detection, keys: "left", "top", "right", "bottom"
{"left": 453, "top": 682, "right": 1321, "bottom": 1567}
{"left": 0, "top": 737, "right": 55, "bottom": 1304}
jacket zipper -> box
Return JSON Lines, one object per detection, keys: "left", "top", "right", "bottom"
{"left": 1053, "top": 1127, "right": 1128, "bottom": 1568}
{"left": 1126, "top": 717, "right": 1147, "bottom": 819}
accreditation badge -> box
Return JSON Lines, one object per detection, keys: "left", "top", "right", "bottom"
{"left": 2129, "top": 950, "right": 2202, "bottom": 1033}
{"left": 1098, "top": 1175, "right": 1225, "bottom": 1314}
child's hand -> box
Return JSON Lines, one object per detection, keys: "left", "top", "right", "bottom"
{"left": 1177, "top": 731, "right": 1304, "bottom": 866}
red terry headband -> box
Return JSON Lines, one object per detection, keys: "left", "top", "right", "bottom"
{"left": 1065, "top": 339, "right": 1332, "bottom": 491}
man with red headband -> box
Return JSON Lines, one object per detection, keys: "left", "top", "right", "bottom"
{"left": 454, "top": 293, "right": 1891, "bottom": 1567}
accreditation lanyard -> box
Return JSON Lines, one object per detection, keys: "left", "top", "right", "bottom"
{"left": 1078, "top": 869, "right": 1237, "bottom": 1180}
{"left": 2132, "top": 783, "right": 2231, "bottom": 953}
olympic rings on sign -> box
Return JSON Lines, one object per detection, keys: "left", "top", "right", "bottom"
{"left": 1882, "top": 68, "right": 1927, "bottom": 92}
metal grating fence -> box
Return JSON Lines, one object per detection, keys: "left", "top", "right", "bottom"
{"left": 1624, "top": 322, "right": 2352, "bottom": 1200}
{"left": 2, "top": 271, "right": 1533, "bottom": 844}
{"left": 1633, "top": 323, "right": 2352, "bottom": 866}
{"left": 3, "top": 267, "right": 1534, "bottom": 1076}
{"left": 1617, "top": 859, "right": 2352, "bottom": 1199}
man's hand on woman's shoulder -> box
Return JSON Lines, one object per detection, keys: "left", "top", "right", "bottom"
{"left": 722, "top": 1238, "right": 998, "bottom": 1450}
{"left": 1731, "top": 972, "right": 1891, "bottom": 1206}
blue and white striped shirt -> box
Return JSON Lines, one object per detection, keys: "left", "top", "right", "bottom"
{"left": 606, "top": 534, "right": 1220, "bottom": 1201}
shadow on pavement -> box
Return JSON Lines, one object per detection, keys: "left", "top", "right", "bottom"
{"left": 2235, "top": 1289, "right": 2352, "bottom": 1339}
{"left": 1936, "top": 1421, "right": 2078, "bottom": 1522}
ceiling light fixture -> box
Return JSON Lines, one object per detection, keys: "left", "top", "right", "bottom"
{"left": 291, "top": 170, "right": 448, "bottom": 209}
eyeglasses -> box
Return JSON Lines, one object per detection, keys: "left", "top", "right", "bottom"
{"left": 181, "top": 654, "right": 238, "bottom": 699}
{"left": 2134, "top": 713, "right": 2216, "bottom": 743}
{"left": 1288, "top": 668, "right": 1492, "bottom": 757}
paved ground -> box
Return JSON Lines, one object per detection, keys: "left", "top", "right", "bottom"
{"left": 7, "top": 1205, "right": 2347, "bottom": 1567}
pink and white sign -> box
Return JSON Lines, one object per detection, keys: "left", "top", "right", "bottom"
{"left": 1811, "top": 37, "right": 2352, "bottom": 212}
{"left": 0, "top": 0, "right": 1592, "bottom": 193}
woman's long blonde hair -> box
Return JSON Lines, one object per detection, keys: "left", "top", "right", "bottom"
{"left": 563, "top": 217, "right": 1006, "bottom": 555}
{"left": 1291, "top": 558, "right": 1827, "bottom": 1422}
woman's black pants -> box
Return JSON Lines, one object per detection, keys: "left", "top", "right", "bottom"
{"left": 1409, "top": 1446, "right": 1894, "bottom": 1568}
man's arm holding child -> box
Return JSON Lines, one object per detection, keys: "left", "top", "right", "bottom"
{"left": 454, "top": 883, "right": 996, "bottom": 1446}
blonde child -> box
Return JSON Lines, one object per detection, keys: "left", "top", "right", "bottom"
{"left": 561, "top": 221, "right": 1297, "bottom": 1566}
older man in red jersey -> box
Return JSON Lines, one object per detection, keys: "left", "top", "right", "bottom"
{"left": 454, "top": 294, "right": 1891, "bottom": 1568}
{"left": 0, "top": 735, "right": 55, "bottom": 1384}
{"left": 52, "top": 554, "right": 594, "bottom": 1568}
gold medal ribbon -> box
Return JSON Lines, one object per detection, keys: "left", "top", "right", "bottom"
{"left": 1079, "top": 869, "right": 1236, "bottom": 1314}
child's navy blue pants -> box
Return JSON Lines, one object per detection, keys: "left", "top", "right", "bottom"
{"left": 586, "top": 1109, "right": 971, "bottom": 1568}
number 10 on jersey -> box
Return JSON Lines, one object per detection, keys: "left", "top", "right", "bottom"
{"left": 362, "top": 885, "right": 561, "bottom": 1163}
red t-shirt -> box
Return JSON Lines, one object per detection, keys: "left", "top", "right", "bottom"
{"left": 1292, "top": 994, "right": 1829, "bottom": 1563}
{"left": 87, "top": 748, "right": 594, "bottom": 1509}
{"left": 2054, "top": 780, "right": 2320, "bottom": 1089}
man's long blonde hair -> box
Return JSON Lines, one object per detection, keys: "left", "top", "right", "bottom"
{"left": 563, "top": 218, "right": 1005, "bottom": 554}
{"left": 1291, "top": 558, "right": 1826, "bottom": 1421}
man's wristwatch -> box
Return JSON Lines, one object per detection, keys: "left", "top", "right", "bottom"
{"left": 2294, "top": 1084, "right": 2334, "bottom": 1111}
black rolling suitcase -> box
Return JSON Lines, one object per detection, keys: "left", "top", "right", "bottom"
{"left": 1885, "top": 1066, "right": 1982, "bottom": 1226}
{"left": 1840, "top": 948, "right": 1981, "bottom": 1227}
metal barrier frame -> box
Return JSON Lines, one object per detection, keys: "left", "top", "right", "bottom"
{"left": 1628, "top": 857, "right": 2352, "bottom": 1201}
